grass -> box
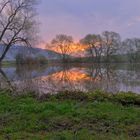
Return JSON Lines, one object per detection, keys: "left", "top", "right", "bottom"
{"left": 0, "top": 90, "right": 140, "bottom": 140}
{"left": 1, "top": 61, "right": 16, "bottom": 67}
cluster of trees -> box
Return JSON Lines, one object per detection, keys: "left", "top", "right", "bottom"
{"left": 122, "top": 38, "right": 140, "bottom": 62}
{"left": 80, "top": 31, "right": 121, "bottom": 62}
{"left": 16, "top": 53, "right": 48, "bottom": 65}
{"left": 0, "top": 1, "right": 140, "bottom": 64}
{"left": 47, "top": 32, "right": 140, "bottom": 63}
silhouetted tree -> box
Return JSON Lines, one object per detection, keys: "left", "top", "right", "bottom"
{"left": 51, "top": 34, "right": 73, "bottom": 62}
{"left": 102, "top": 31, "right": 121, "bottom": 62}
{"left": 80, "top": 34, "right": 104, "bottom": 62}
{"left": 134, "top": 38, "right": 140, "bottom": 52}
{"left": 123, "top": 39, "right": 136, "bottom": 62}
{"left": 0, "top": 0, "right": 38, "bottom": 63}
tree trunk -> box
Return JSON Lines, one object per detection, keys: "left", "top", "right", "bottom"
{"left": 0, "top": 45, "right": 11, "bottom": 63}
{"left": 0, "top": 68, "right": 15, "bottom": 91}
{"left": 106, "top": 54, "right": 110, "bottom": 63}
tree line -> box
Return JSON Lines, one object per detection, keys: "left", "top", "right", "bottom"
{"left": 46, "top": 32, "right": 140, "bottom": 63}
{"left": 0, "top": 0, "right": 140, "bottom": 64}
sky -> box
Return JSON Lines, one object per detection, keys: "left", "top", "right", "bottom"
{"left": 38, "top": 0, "right": 140, "bottom": 43}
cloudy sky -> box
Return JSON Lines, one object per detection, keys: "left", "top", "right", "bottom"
{"left": 38, "top": 0, "right": 140, "bottom": 42}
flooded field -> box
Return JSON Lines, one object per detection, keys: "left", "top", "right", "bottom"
{"left": 0, "top": 63, "right": 140, "bottom": 95}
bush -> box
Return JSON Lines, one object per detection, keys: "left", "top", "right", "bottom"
{"left": 15, "top": 54, "right": 48, "bottom": 65}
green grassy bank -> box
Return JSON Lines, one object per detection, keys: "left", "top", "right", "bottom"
{"left": 0, "top": 90, "right": 140, "bottom": 140}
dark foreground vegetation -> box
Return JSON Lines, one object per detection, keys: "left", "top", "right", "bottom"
{"left": 0, "top": 90, "right": 140, "bottom": 140}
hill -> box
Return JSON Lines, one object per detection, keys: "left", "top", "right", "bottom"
{"left": 0, "top": 45, "right": 63, "bottom": 61}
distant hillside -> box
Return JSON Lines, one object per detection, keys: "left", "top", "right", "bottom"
{"left": 0, "top": 46, "right": 63, "bottom": 61}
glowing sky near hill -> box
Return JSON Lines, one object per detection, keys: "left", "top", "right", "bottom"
{"left": 38, "top": 0, "right": 140, "bottom": 43}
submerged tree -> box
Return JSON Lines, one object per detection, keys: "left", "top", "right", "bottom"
{"left": 80, "top": 34, "right": 104, "bottom": 62}
{"left": 51, "top": 34, "right": 73, "bottom": 62}
{"left": 0, "top": 0, "right": 38, "bottom": 63}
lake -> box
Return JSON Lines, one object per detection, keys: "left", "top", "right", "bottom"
{"left": 0, "top": 63, "right": 140, "bottom": 95}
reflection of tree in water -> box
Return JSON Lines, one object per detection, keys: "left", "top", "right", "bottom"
{"left": 84, "top": 64, "right": 121, "bottom": 93}
{"left": 59, "top": 65, "right": 74, "bottom": 90}
{"left": 1, "top": 64, "right": 140, "bottom": 95}
{"left": 91, "top": 64, "right": 140, "bottom": 93}
{"left": 23, "top": 64, "right": 140, "bottom": 94}
{"left": 102, "top": 64, "right": 119, "bottom": 93}
{"left": 85, "top": 64, "right": 103, "bottom": 91}
{"left": 14, "top": 65, "right": 49, "bottom": 93}
{"left": 110, "top": 64, "right": 140, "bottom": 92}
{"left": 0, "top": 66, "right": 38, "bottom": 94}
{"left": 1, "top": 64, "right": 117, "bottom": 94}
{"left": 34, "top": 64, "right": 110, "bottom": 94}
{"left": 11, "top": 64, "right": 64, "bottom": 94}
{"left": 34, "top": 65, "right": 77, "bottom": 94}
{"left": 0, "top": 69, "right": 15, "bottom": 91}
{"left": 26, "top": 64, "right": 109, "bottom": 94}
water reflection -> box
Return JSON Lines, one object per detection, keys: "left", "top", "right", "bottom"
{"left": 0, "top": 69, "right": 15, "bottom": 91}
{"left": 0, "top": 64, "right": 140, "bottom": 95}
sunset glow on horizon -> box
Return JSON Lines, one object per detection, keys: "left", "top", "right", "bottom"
{"left": 45, "top": 43, "right": 88, "bottom": 55}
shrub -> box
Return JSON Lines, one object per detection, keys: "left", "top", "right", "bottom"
{"left": 15, "top": 54, "right": 48, "bottom": 65}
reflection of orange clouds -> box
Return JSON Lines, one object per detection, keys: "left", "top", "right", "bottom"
{"left": 40, "top": 69, "right": 101, "bottom": 82}
{"left": 51, "top": 70, "right": 90, "bottom": 81}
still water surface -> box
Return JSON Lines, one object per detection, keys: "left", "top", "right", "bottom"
{"left": 0, "top": 63, "right": 140, "bottom": 95}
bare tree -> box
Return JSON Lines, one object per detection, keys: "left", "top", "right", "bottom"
{"left": 123, "top": 39, "right": 137, "bottom": 62}
{"left": 133, "top": 38, "right": 140, "bottom": 52}
{"left": 102, "top": 31, "right": 121, "bottom": 62}
{"left": 51, "top": 34, "right": 73, "bottom": 62}
{"left": 80, "top": 34, "right": 104, "bottom": 62}
{"left": 0, "top": 0, "right": 38, "bottom": 63}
